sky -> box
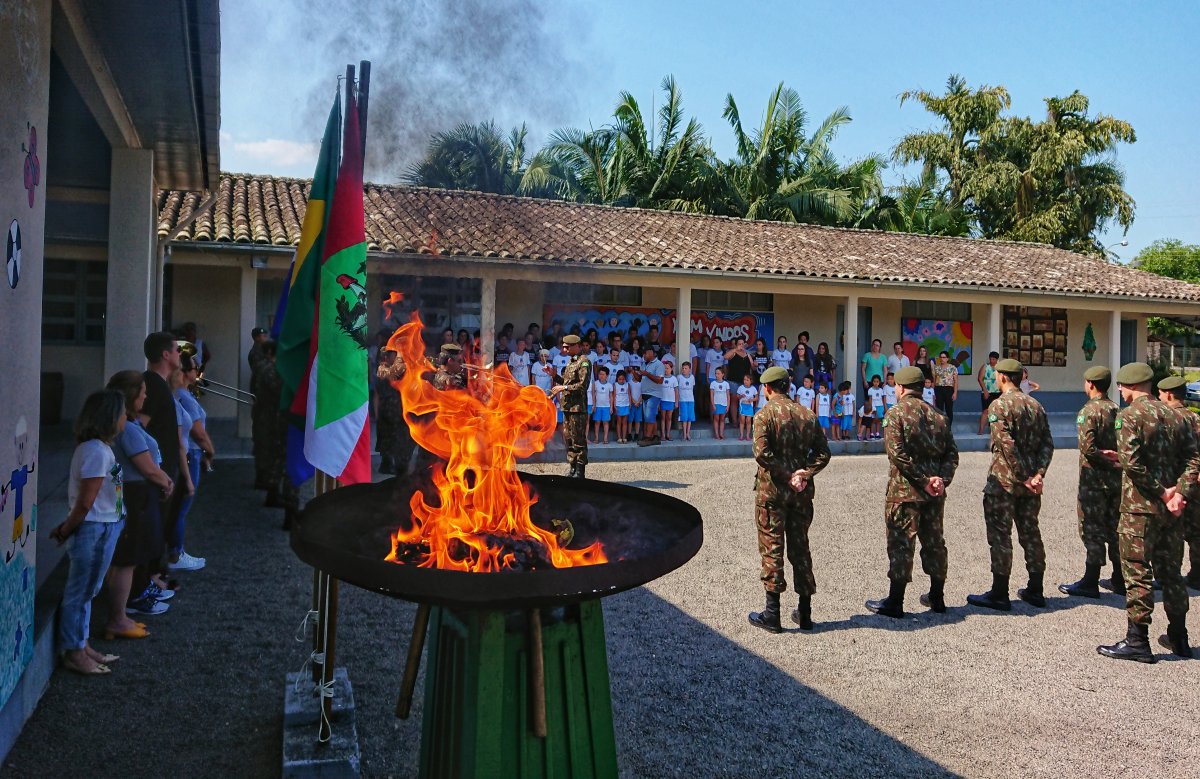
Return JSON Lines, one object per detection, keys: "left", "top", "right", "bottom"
{"left": 219, "top": 1, "right": 1200, "bottom": 261}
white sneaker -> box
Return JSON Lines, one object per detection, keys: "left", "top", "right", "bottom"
{"left": 167, "top": 551, "right": 206, "bottom": 571}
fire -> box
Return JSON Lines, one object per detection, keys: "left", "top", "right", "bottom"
{"left": 383, "top": 312, "right": 606, "bottom": 572}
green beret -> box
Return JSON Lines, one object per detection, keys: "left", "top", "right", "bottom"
{"left": 895, "top": 366, "right": 925, "bottom": 387}
{"left": 1083, "top": 366, "right": 1110, "bottom": 383}
{"left": 759, "top": 366, "right": 789, "bottom": 385}
{"left": 1115, "top": 361, "right": 1153, "bottom": 385}
{"left": 562, "top": 334, "right": 581, "bottom": 345}
{"left": 1158, "top": 375, "right": 1187, "bottom": 392}
{"left": 995, "top": 358, "right": 1023, "bottom": 373}
{"left": 440, "top": 343, "right": 462, "bottom": 353}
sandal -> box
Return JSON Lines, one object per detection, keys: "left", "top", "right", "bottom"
{"left": 103, "top": 625, "right": 150, "bottom": 640}
{"left": 61, "top": 655, "right": 111, "bottom": 676}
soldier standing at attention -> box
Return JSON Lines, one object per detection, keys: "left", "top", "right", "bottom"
{"left": 1098, "top": 363, "right": 1194, "bottom": 662}
{"left": 431, "top": 343, "right": 467, "bottom": 391}
{"left": 1158, "top": 375, "right": 1200, "bottom": 592}
{"left": 248, "top": 326, "right": 271, "bottom": 490}
{"left": 968, "top": 358, "right": 1054, "bottom": 612}
{"left": 1060, "top": 366, "right": 1123, "bottom": 598}
{"left": 866, "top": 366, "right": 958, "bottom": 618}
{"left": 747, "top": 366, "right": 831, "bottom": 633}
{"left": 550, "top": 334, "right": 591, "bottom": 478}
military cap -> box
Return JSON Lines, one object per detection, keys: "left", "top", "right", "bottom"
{"left": 251, "top": 326, "right": 268, "bottom": 337}
{"left": 895, "top": 365, "right": 925, "bottom": 388}
{"left": 1083, "top": 365, "right": 1111, "bottom": 383}
{"left": 759, "top": 366, "right": 789, "bottom": 385}
{"left": 562, "top": 334, "right": 581, "bottom": 345}
{"left": 1158, "top": 375, "right": 1187, "bottom": 392}
{"left": 1115, "top": 361, "right": 1153, "bottom": 385}
{"left": 995, "top": 358, "right": 1023, "bottom": 374}
{"left": 439, "top": 343, "right": 462, "bottom": 353}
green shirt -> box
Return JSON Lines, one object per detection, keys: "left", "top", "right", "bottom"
{"left": 862, "top": 352, "right": 888, "bottom": 385}
{"left": 981, "top": 364, "right": 998, "bottom": 394}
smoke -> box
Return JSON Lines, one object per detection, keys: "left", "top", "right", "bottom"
{"left": 296, "top": 0, "right": 590, "bottom": 183}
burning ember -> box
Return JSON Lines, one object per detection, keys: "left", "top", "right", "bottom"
{"left": 383, "top": 312, "right": 606, "bottom": 572}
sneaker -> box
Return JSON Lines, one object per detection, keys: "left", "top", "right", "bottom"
{"left": 167, "top": 551, "right": 206, "bottom": 572}
{"left": 146, "top": 583, "right": 175, "bottom": 602}
{"left": 126, "top": 596, "right": 169, "bottom": 616}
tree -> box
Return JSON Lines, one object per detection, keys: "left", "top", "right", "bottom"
{"left": 404, "top": 121, "right": 560, "bottom": 197}
{"left": 1133, "top": 240, "right": 1200, "bottom": 340}
{"left": 856, "top": 169, "right": 970, "bottom": 236}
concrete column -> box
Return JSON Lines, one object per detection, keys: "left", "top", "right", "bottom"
{"left": 237, "top": 264, "right": 257, "bottom": 438}
{"left": 1109, "top": 308, "right": 1122, "bottom": 402}
{"left": 988, "top": 302, "right": 1002, "bottom": 356}
{"left": 844, "top": 294, "right": 859, "bottom": 393}
{"left": 104, "top": 148, "right": 156, "bottom": 378}
{"left": 480, "top": 274, "right": 497, "bottom": 367}
{"left": 676, "top": 284, "right": 692, "bottom": 373}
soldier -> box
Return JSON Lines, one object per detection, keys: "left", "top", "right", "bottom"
{"left": 254, "top": 341, "right": 299, "bottom": 529}
{"left": 866, "top": 365, "right": 958, "bottom": 618}
{"left": 432, "top": 342, "right": 467, "bottom": 391}
{"left": 1159, "top": 375, "right": 1200, "bottom": 592}
{"left": 968, "top": 358, "right": 1054, "bottom": 612}
{"left": 747, "top": 366, "right": 831, "bottom": 633}
{"left": 1098, "top": 363, "right": 1194, "bottom": 662}
{"left": 1060, "top": 366, "right": 1123, "bottom": 599}
{"left": 550, "top": 335, "right": 591, "bottom": 478}
{"left": 375, "top": 349, "right": 410, "bottom": 474}
{"left": 248, "top": 326, "right": 271, "bottom": 490}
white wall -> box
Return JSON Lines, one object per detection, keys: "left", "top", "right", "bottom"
{"left": 41, "top": 344, "right": 105, "bottom": 420}
{"left": 170, "top": 265, "right": 242, "bottom": 419}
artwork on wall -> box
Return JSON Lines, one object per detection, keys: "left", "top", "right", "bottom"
{"left": 7, "top": 220, "right": 21, "bottom": 289}
{"left": 901, "top": 319, "right": 973, "bottom": 374}
{"left": 0, "top": 415, "right": 36, "bottom": 709}
{"left": 22, "top": 124, "right": 40, "bottom": 208}
{"left": 541, "top": 304, "right": 774, "bottom": 348}
{"left": 1004, "top": 306, "right": 1068, "bottom": 367}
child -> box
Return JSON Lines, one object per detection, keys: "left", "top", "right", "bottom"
{"left": 859, "top": 403, "right": 875, "bottom": 441}
{"left": 883, "top": 372, "right": 898, "bottom": 415}
{"left": 614, "top": 370, "right": 631, "bottom": 443}
{"left": 837, "top": 381, "right": 856, "bottom": 442}
{"left": 532, "top": 349, "right": 554, "bottom": 395}
{"left": 591, "top": 366, "right": 613, "bottom": 444}
{"left": 677, "top": 361, "right": 697, "bottom": 441}
{"left": 796, "top": 374, "right": 816, "bottom": 413}
{"left": 659, "top": 361, "right": 678, "bottom": 441}
{"left": 922, "top": 377, "right": 936, "bottom": 405}
{"left": 866, "top": 375, "right": 886, "bottom": 440}
{"left": 710, "top": 367, "right": 730, "bottom": 440}
{"left": 508, "top": 338, "right": 532, "bottom": 386}
{"left": 816, "top": 382, "right": 832, "bottom": 438}
{"left": 787, "top": 373, "right": 799, "bottom": 401}
{"left": 628, "top": 368, "right": 643, "bottom": 443}
{"left": 756, "top": 377, "right": 769, "bottom": 414}
{"left": 736, "top": 374, "right": 758, "bottom": 441}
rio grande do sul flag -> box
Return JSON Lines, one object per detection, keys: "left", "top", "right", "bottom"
{"left": 303, "top": 89, "right": 370, "bottom": 484}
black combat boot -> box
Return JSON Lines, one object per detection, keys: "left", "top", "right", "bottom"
{"left": 967, "top": 574, "right": 1011, "bottom": 611}
{"left": 566, "top": 464, "right": 578, "bottom": 478}
{"left": 790, "top": 595, "right": 814, "bottom": 630}
{"left": 576, "top": 464, "right": 586, "bottom": 480}
{"left": 1058, "top": 564, "right": 1101, "bottom": 598}
{"left": 748, "top": 592, "right": 782, "bottom": 633}
{"left": 1018, "top": 571, "right": 1047, "bottom": 608}
{"left": 866, "top": 579, "right": 906, "bottom": 619}
{"left": 919, "top": 578, "right": 946, "bottom": 613}
{"left": 379, "top": 455, "right": 395, "bottom": 475}
{"left": 1157, "top": 621, "right": 1193, "bottom": 658}
{"left": 264, "top": 486, "right": 285, "bottom": 508}
{"left": 1097, "top": 620, "right": 1156, "bottom": 663}
{"left": 281, "top": 507, "right": 297, "bottom": 532}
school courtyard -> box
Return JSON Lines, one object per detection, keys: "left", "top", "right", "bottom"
{"left": 6, "top": 451, "right": 1196, "bottom": 778}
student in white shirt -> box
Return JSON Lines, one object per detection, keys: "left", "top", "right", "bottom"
{"left": 796, "top": 374, "right": 817, "bottom": 412}
{"left": 736, "top": 374, "right": 758, "bottom": 441}
{"left": 836, "top": 381, "right": 856, "bottom": 442}
{"left": 531, "top": 350, "right": 554, "bottom": 394}
{"left": 628, "top": 369, "right": 643, "bottom": 432}
{"left": 771, "top": 335, "right": 792, "bottom": 370}
{"left": 705, "top": 336, "right": 726, "bottom": 382}
{"left": 508, "top": 338, "right": 532, "bottom": 386}
{"left": 613, "top": 370, "right": 632, "bottom": 443}
{"left": 659, "top": 360, "right": 679, "bottom": 441}
{"left": 709, "top": 366, "right": 730, "bottom": 440}
{"left": 676, "top": 361, "right": 697, "bottom": 441}
{"left": 816, "top": 381, "right": 833, "bottom": 438}
{"left": 591, "top": 366, "right": 615, "bottom": 444}
{"left": 883, "top": 372, "right": 898, "bottom": 413}
{"left": 922, "top": 377, "right": 936, "bottom": 405}
{"left": 866, "top": 375, "right": 885, "bottom": 440}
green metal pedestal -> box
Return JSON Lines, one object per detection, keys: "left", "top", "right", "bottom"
{"left": 418, "top": 600, "right": 618, "bottom": 779}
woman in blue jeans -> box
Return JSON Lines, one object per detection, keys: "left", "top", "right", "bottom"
{"left": 52, "top": 390, "right": 127, "bottom": 675}
{"left": 169, "top": 354, "right": 212, "bottom": 571}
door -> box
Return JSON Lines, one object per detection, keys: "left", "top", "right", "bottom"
{"left": 1120, "top": 319, "right": 1136, "bottom": 366}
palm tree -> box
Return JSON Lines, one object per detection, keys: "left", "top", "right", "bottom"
{"left": 858, "top": 169, "right": 970, "bottom": 236}
{"left": 404, "top": 121, "right": 558, "bottom": 197}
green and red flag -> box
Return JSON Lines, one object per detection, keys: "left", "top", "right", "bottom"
{"left": 302, "top": 89, "right": 371, "bottom": 484}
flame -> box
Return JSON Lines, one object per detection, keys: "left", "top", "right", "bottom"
{"left": 384, "top": 312, "right": 606, "bottom": 572}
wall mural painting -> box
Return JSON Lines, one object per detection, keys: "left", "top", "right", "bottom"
{"left": 0, "top": 416, "right": 36, "bottom": 704}
{"left": 901, "top": 318, "right": 974, "bottom": 375}
{"left": 542, "top": 305, "right": 774, "bottom": 349}
{"left": 6, "top": 219, "right": 21, "bottom": 289}
{"left": 23, "top": 124, "right": 40, "bottom": 208}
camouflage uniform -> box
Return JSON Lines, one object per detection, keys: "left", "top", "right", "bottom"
{"left": 249, "top": 342, "right": 271, "bottom": 487}
{"left": 1076, "top": 396, "right": 1122, "bottom": 567}
{"left": 375, "top": 362, "right": 411, "bottom": 469}
{"left": 432, "top": 366, "right": 466, "bottom": 391}
{"left": 882, "top": 394, "right": 958, "bottom": 583}
{"left": 752, "top": 393, "right": 831, "bottom": 595}
{"left": 1165, "top": 403, "right": 1200, "bottom": 582}
{"left": 253, "top": 357, "right": 298, "bottom": 512}
{"left": 983, "top": 390, "right": 1054, "bottom": 576}
{"left": 556, "top": 353, "right": 591, "bottom": 471}
{"left": 1118, "top": 396, "right": 1194, "bottom": 626}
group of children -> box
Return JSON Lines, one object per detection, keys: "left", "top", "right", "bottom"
{"left": 582, "top": 360, "right": 698, "bottom": 444}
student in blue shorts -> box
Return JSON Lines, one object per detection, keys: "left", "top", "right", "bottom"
{"left": 709, "top": 366, "right": 730, "bottom": 440}
{"left": 816, "top": 381, "right": 833, "bottom": 438}
{"left": 677, "top": 361, "right": 697, "bottom": 441}
{"left": 613, "top": 369, "right": 632, "bottom": 443}
{"left": 658, "top": 360, "right": 678, "bottom": 441}
{"left": 735, "top": 374, "right": 758, "bottom": 441}
{"left": 591, "top": 366, "right": 614, "bottom": 444}
{"left": 837, "top": 380, "right": 856, "bottom": 440}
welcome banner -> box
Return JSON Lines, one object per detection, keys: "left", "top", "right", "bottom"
{"left": 542, "top": 305, "right": 773, "bottom": 346}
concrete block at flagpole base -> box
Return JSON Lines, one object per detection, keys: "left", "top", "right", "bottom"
{"left": 282, "top": 668, "right": 361, "bottom": 779}
{"left": 284, "top": 667, "right": 356, "bottom": 726}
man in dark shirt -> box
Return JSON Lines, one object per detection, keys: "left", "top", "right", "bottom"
{"left": 142, "top": 331, "right": 182, "bottom": 480}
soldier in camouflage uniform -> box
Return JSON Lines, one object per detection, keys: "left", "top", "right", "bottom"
{"left": 747, "top": 366, "right": 831, "bottom": 633}
{"left": 968, "top": 358, "right": 1054, "bottom": 612}
{"left": 1157, "top": 375, "right": 1200, "bottom": 594}
{"left": 374, "top": 349, "right": 410, "bottom": 474}
{"left": 550, "top": 334, "right": 591, "bottom": 478}
{"left": 1060, "top": 366, "right": 1123, "bottom": 598}
{"left": 253, "top": 341, "right": 299, "bottom": 529}
{"left": 248, "top": 326, "right": 271, "bottom": 490}
{"left": 866, "top": 366, "right": 958, "bottom": 618}
{"left": 1098, "top": 363, "right": 1195, "bottom": 662}
{"left": 432, "top": 343, "right": 467, "bottom": 391}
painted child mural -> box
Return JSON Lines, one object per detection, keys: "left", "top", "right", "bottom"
{"left": 0, "top": 416, "right": 37, "bottom": 701}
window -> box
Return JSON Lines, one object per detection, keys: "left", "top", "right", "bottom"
{"left": 901, "top": 300, "right": 971, "bottom": 322}
{"left": 544, "top": 283, "right": 640, "bottom": 306}
{"left": 692, "top": 289, "right": 772, "bottom": 312}
{"left": 42, "top": 259, "right": 106, "bottom": 344}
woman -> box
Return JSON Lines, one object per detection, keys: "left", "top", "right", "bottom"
{"left": 107, "top": 371, "right": 175, "bottom": 628}
{"left": 1020, "top": 368, "right": 1040, "bottom": 394}
{"left": 933, "top": 350, "right": 959, "bottom": 422}
{"left": 53, "top": 390, "right": 127, "bottom": 675}
{"left": 914, "top": 345, "right": 934, "bottom": 383}
{"left": 456, "top": 329, "right": 474, "bottom": 365}
{"left": 812, "top": 342, "right": 835, "bottom": 388}
{"left": 164, "top": 365, "right": 198, "bottom": 572}
{"left": 375, "top": 350, "right": 411, "bottom": 474}
{"left": 172, "top": 354, "right": 214, "bottom": 570}
{"left": 627, "top": 336, "right": 645, "bottom": 370}
{"left": 752, "top": 337, "right": 770, "bottom": 378}
{"left": 791, "top": 342, "right": 812, "bottom": 382}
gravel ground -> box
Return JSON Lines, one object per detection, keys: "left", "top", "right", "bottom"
{"left": 6, "top": 451, "right": 1199, "bottom": 778}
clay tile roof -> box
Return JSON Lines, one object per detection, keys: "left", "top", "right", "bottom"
{"left": 157, "top": 172, "right": 1200, "bottom": 303}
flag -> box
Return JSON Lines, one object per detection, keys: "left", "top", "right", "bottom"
{"left": 274, "top": 94, "right": 341, "bottom": 485}
{"left": 302, "top": 89, "right": 371, "bottom": 484}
